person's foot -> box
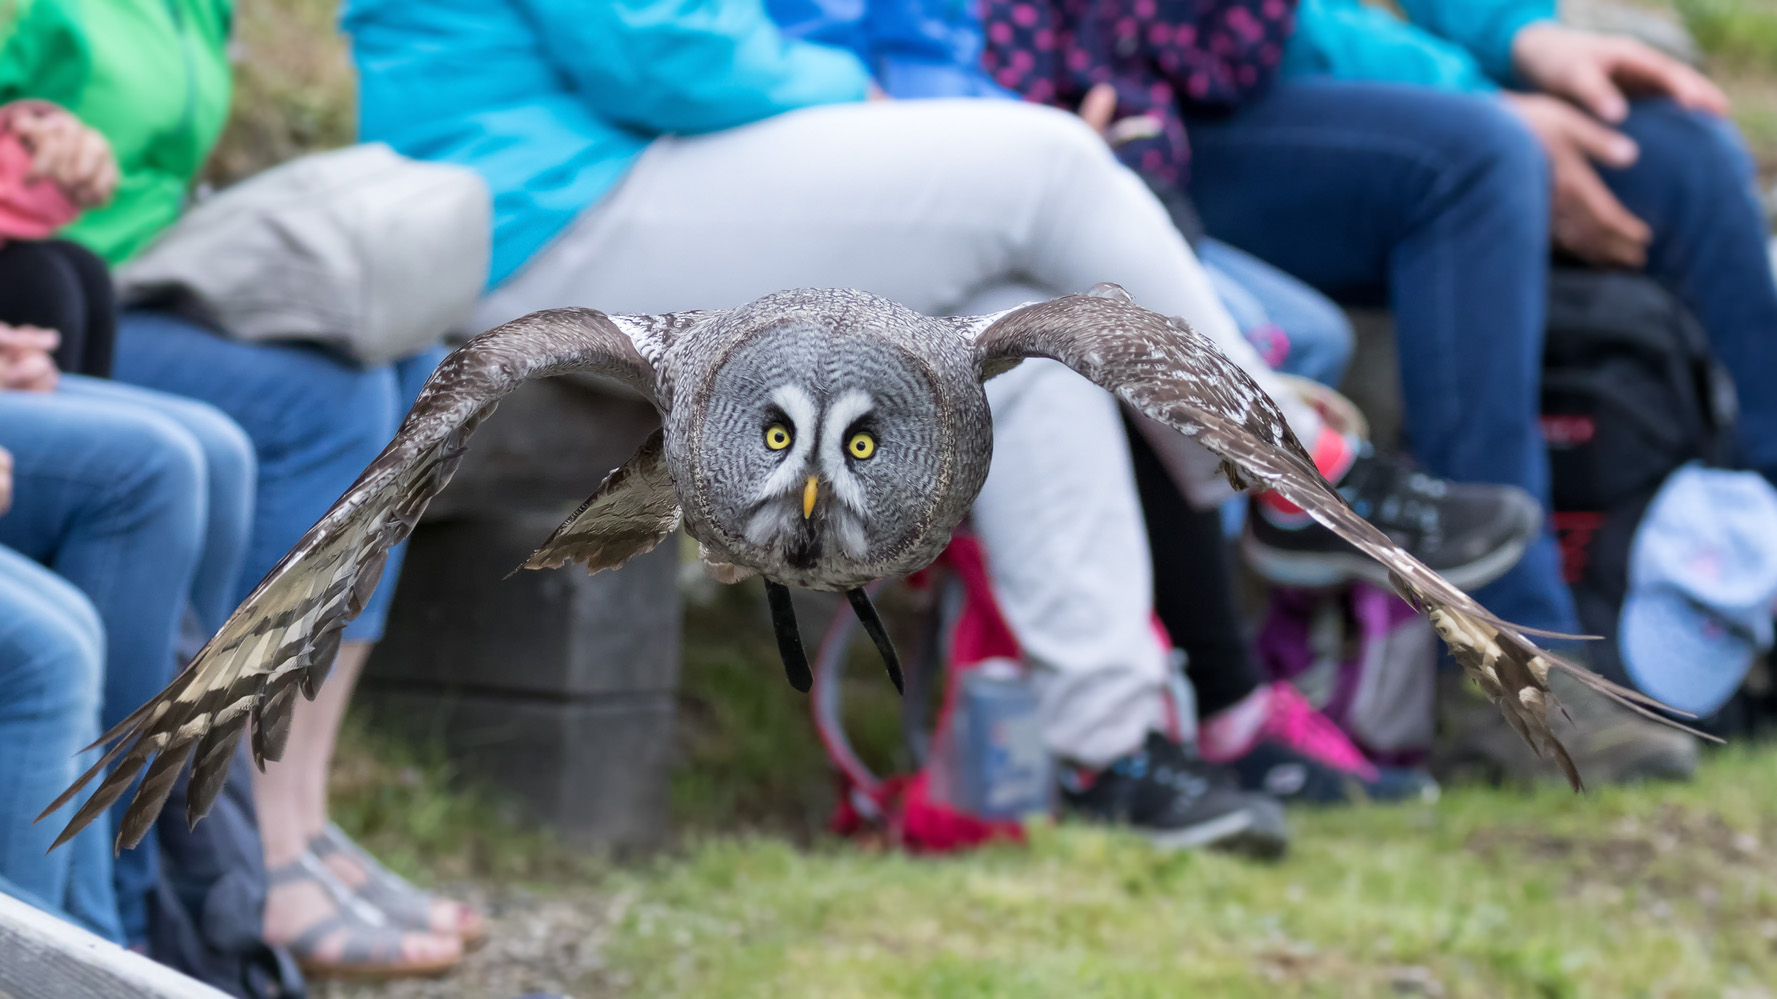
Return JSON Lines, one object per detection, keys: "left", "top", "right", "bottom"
{"left": 1201, "top": 683, "right": 1440, "bottom": 805}
{"left": 264, "top": 853, "right": 462, "bottom": 981}
{"left": 1431, "top": 668, "right": 1699, "bottom": 786}
{"left": 1243, "top": 442, "right": 1542, "bottom": 591}
{"left": 311, "top": 824, "right": 486, "bottom": 947}
{"left": 1062, "top": 731, "right": 1290, "bottom": 858}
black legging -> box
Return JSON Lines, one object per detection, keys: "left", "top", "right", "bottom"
{"left": 1125, "top": 416, "right": 1266, "bottom": 717}
{"left": 0, "top": 238, "right": 116, "bottom": 377}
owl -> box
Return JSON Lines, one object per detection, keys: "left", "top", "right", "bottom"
{"left": 44, "top": 285, "right": 1700, "bottom": 851}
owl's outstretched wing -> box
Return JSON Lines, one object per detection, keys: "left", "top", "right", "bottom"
{"left": 42, "top": 307, "right": 704, "bottom": 852}
{"left": 963, "top": 285, "right": 1705, "bottom": 791}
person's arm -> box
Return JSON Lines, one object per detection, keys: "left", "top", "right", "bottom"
{"left": 517, "top": 0, "right": 873, "bottom": 135}
{"left": 1395, "top": 0, "right": 1554, "bottom": 85}
{"left": 1284, "top": 0, "right": 1498, "bottom": 93}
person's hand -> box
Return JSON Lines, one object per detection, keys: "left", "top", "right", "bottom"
{"left": 1511, "top": 22, "right": 1728, "bottom": 124}
{"left": 1501, "top": 92, "right": 1652, "bottom": 268}
{"left": 0, "top": 445, "right": 12, "bottom": 518}
{"left": 0, "top": 324, "right": 61, "bottom": 393}
{"left": 5, "top": 104, "right": 119, "bottom": 208}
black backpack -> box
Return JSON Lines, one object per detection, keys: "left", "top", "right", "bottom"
{"left": 1540, "top": 268, "right": 1739, "bottom": 698}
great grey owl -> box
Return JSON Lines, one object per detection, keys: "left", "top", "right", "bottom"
{"left": 44, "top": 285, "right": 1699, "bottom": 851}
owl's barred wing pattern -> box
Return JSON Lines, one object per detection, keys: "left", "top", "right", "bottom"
{"left": 969, "top": 286, "right": 1699, "bottom": 791}
{"left": 522, "top": 428, "right": 682, "bottom": 574}
{"left": 42, "top": 308, "right": 686, "bottom": 852}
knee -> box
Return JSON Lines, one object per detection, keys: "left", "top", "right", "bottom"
{"left": 1443, "top": 98, "right": 1550, "bottom": 215}
{"left": 979, "top": 101, "right": 1119, "bottom": 180}
{"left": 106, "top": 417, "right": 207, "bottom": 536}
{"left": 1, "top": 599, "right": 104, "bottom": 723}
{"left": 169, "top": 399, "right": 257, "bottom": 502}
{"left": 1626, "top": 100, "right": 1758, "bottom": 203}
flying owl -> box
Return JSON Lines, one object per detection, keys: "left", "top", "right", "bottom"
{"left": 44, "top": 285, "right": 1697, "bottom": 851}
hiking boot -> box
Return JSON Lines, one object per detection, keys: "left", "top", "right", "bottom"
{"left": 1431, "top": 668, "right": 1699, "bottom": 787}
{"left": 1242, "top": 444, "right": 1542, "bottom": 591}
{"left": 1203, "top": 683, "right": 1441, "bottom": 806}
{"left": 1063, "top": 731, "right": 1289, "bottom": 859}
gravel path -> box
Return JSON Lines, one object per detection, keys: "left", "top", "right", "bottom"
{"left": 313, "top": 883, "right": 630, "bottom": 999}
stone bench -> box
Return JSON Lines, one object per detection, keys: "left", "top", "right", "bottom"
{"left": 362, "top": 375, "right": 681, "bottom": 850}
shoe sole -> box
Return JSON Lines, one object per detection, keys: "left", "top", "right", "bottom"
{"left": 1143, "top": 806, "right": 1290, "bottom": 859}
{"left": 1240, "top": 518, "right": 1533, "bottom": 592}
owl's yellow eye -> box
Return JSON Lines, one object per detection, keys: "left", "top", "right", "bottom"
{"left": 847, "top": 431, "right": 876, "bottom": 460}
{"left": 765, "top": 424, "right": 793, "bottom": 451}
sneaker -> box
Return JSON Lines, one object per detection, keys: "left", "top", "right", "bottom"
{"left": 1204, "top": 683, "right": 1440, "bottom": 805}
{"left": 1062, "top": 731, "right": 1290, "bottom": 858}
{"left": 1242, "top": 443, "right": 1542, "bottom": 591}
{"left": 1431, "top": 668, "right": 1699, "bottom": 787}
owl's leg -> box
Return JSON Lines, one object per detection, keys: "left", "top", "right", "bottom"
{"left": 764, "top": 580, "right": 813, "bottom": 693}
{"left": 846, "top": 588, "right": 905, "bottom": 695}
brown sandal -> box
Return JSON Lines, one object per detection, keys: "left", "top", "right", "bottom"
{"left": 267, "top": 853, "right": 462, "bottom": 981}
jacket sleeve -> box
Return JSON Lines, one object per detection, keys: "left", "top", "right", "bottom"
{"left": 517, "top": 0, "right": 873, "bottom": 135}
{"left": 1284, "top": 0, "right": 1536, "bottom": 94}
{"left": 1397, "top": 0, "right": 1553, "bottom": 83}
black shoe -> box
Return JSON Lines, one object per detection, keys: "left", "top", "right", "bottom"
{"left": 1062, "top": 732, "right": 1289, "bottom": 858}
{"left": 1241, "top": 444, "right": 1542, "bottom": 590}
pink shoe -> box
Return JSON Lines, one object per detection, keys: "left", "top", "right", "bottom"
{"left": 1202, "top": 684, "right": 1437, "bottom": 804}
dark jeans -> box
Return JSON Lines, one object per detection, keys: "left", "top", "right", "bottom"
{"left": 1187, "top": 81, "right": 1777, "bottom": 636}
{"left": 0, "top": 239, "right": 116, "bottom": 377}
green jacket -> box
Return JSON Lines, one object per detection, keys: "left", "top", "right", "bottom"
{"left": 0, "top": 0, "right": 234, "bottom": 263}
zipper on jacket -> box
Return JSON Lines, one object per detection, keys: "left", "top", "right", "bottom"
{"left": 162, "top": 0, "right": 201, "bottom": 151}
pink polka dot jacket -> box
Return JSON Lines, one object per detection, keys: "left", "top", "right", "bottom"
{"left": 981, "top": 0, "right": 1298, "bottom": 185}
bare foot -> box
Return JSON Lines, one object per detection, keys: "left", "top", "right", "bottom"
{"left": 318, "top": 848, "right": 485, "bottom": 941}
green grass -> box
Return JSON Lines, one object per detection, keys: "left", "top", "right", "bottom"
{"left": 601, "top": 749, "right": 1777, "bottom": 999}
{"left": 1676, "top": 0, "right": 1777, "bottom": 70}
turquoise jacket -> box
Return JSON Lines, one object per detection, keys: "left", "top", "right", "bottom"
{"left": 343, "top": 0, "right": 872, "bottom": 287}
{"left": 1284, "top": 0, "right": 1556, "bottom": 93}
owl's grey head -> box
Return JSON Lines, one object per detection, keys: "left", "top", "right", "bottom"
{"left": 672, "top": 292, "right": 990, "bottom": 590}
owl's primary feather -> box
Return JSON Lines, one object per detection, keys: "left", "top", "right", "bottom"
{"left": 47, "top": 286, "right": 1702, "bottom": 853}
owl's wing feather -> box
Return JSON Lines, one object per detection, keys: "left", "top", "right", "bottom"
{"left": 522, "top": 427, "right": 682, "bottom": 574}
{"left": 42, "top": 307, "right": 692, "bottom": 851}
{"left": 967, "top": 286, "right": 1705, "bottom": 791}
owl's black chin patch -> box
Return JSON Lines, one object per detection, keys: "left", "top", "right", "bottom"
{"left": 784, "top": 520, "right": 824, "bottom": 570}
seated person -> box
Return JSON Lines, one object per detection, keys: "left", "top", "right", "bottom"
{"left": 0, "top": 447, "right": 119, "bottom": 943}
{"left": 0, "top": 2, "right": 473, "bottom": 975}
{"left": 0, "top": 92, "right": 257, "bottom": 946}
{"left": 982, "top": 0, "right": 1704, "bottom": 785}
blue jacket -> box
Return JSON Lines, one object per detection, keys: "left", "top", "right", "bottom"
{"left": 1284, "top": 0, "right": 1556, "bottom": 93}
{"left": 344, "top": 0, "right": 872, "bottom": 287}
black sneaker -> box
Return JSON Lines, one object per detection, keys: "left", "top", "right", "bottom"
{"left": 1062, "top": 732, "right": 1289, "bottom": 858}
{"left": 1241, "top": 444, "right": 1542, "bottom": 591}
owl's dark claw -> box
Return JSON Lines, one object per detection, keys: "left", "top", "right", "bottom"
{"left": 764, "top": 580, "right": 812, "bottom": 692}
{"left": 847, "top": 587, "right": 904, "bottom": 695}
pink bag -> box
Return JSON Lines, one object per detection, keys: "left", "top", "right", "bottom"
{"left": 0, "top": 128, "right": 78, "bottom": 242}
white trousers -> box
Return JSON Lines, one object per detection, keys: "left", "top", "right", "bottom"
{"left": 480, "top": 100, "right": 1299, "bottom": 766}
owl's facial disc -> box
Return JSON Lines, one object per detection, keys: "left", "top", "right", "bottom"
{"left": 690, "top": 324, "right": 951, "bottom": 588}
{"left": 743, "top": 384, "right": 877, "bottom": 569}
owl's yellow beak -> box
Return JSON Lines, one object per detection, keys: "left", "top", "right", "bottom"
{"left": 802, "top": 475, "right": 820, "bottom": 520}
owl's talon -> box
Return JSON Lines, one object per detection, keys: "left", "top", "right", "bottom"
{"left": 847, "top": 587, "right": 904, "bottom": 695}
{"left": 765, "top": 580, "right": 813, "bottom": 693}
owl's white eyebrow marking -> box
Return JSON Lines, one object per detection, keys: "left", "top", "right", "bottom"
{"left": 820, "top": 389, "right": 874, "bottom": 515}
{"left": 756, "top": 384, "right": 819, "bottom": 501}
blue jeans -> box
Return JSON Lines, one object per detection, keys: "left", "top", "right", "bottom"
{"left": 1201, "top": 237, "right": 1355, "bottom": 388}
{"left": 112, "top": 313, "right": 447, "bottom": 643}
{"left": 0, "top": 545, "right": 120, "bottom": 943}
{"left": 0, "top": 377, "right": 254, "bottom": 944}
{"left": 1187, "top": 81, "right": 1572, "bottom": 634}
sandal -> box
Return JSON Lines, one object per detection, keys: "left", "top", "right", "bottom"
{"left": 267, "top": 853, "right": 462, "bottom": 981}
{"left": 310, "top": 823, "right": 488, "bottom": 948}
